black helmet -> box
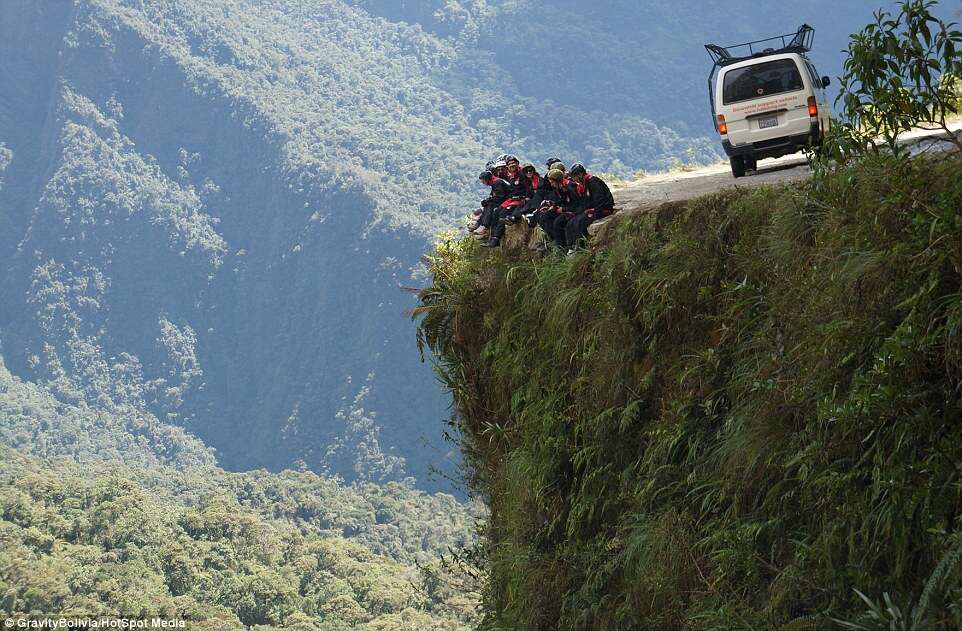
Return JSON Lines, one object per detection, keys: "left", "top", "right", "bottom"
{"left": 569, "top": 163, "right": 587, "bottom": 177}
{"left": 485, "top": 160, "right": 495, "bottom": 169}
{"left": 479, "top": 170, "right": 493, "bottom": 182}
{"left": 545, "top": 157, "right": 562, "bottom": 168}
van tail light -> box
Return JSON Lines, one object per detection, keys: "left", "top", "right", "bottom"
{"left": 717, "top": 115, "right": 728, "bottom": 136}
{"left": 808, "top": 96, "right": 818, "bottom": 118}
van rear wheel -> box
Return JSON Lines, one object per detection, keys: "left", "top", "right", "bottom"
{"left": 730, "top": 156, "right": 746, "bottom": 178}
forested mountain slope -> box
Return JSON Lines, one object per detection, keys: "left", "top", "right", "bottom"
{"left": 0, "top": 0, "right": 896, "bottom": 487}
{"left": 351, "top": 0, "right": 895, "bottom": 134}
{"left": 1, "top": 0, "right": 483, "bottom": 483}
{"left": 0, "top": 446, "right": 480, "bottom": 629}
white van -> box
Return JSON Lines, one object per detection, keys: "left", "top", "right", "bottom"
{"left": 706, "top": 26, "right": 832, "bottom": 177}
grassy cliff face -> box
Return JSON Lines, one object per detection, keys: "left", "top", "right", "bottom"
{"left": 418, "top": 153, "right": 962, "bottom": 629}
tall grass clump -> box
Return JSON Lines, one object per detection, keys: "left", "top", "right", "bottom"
{"left": 416, "top": 149, "right": 962, "bottom": 630}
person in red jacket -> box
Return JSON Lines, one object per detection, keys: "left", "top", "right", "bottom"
{"left": 500, "top": 155, "right": 527, "bottom": 204}
{"left": 504, "top": 163, "right": 543, "bottom": 224}
{"left": 539, "top": 168, "right": 573, "bottom": 246}
{"left": 548, "top": 165, "right": 582, "bottom": 248}
{"left": 483, "top": 155, "right": 530, "bottom": 247}
{"left": 519, "top": 163, "right": 540, "bottom": 196}
{"left": 562, "top": 163, "right": 614, "bottom": 248}
{"left": 472, "top": 170, "right": 511, "bottom": 240}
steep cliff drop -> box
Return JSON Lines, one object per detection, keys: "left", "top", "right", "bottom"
{"left": 418, "top": 147, "right": 962, "bottom": 628}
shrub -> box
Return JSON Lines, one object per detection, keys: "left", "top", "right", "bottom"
{"left": 827, "top": 0, "right": 962, "bottom": 161}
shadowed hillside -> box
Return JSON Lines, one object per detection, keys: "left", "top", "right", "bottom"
{"left": 0, "top": 0, "right": 904, "bottom": 488}
{"left": 0, "top": 0, "right": 745, "bottom": 486}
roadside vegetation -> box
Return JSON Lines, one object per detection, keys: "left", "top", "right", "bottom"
{"left": 825, "top": 0, "right": 962, "bottom": 158}
{"left": 416, "top": 2, "right": 962, "bottom": 628}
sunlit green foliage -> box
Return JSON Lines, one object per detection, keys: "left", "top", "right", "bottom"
{"left": 826, "top": 0, "right": 962, "bottom": 160}
{"left": 0, "top": 353, "right": 216, "bottom": 469}
{"left": 77, "top": 0, "right": 733, "bottom": 219}
{"left": 418, "top": 150, "right": 962, "bottom": 629}
{"left": 0, "top": 447, "right": 480, "bottom": 629}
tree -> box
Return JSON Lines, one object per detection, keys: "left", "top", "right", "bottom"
{"left": 831, "top": 0, "right": 962, "bottom": 158}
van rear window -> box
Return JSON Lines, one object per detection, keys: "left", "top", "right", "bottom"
{"left": 723, "top": 59, "right": 804, "bottom": 104}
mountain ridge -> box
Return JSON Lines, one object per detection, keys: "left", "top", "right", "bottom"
{"left": 0, "top": 0, "right": 903, "bottom": 487}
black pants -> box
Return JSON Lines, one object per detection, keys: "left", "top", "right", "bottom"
{"left": 480, "top": 203, "right": 498, "bottom": 228}
{"left": 564, "top": 212, "right": 595, "bottom": 247}
{"left": 490, "top": 206, "right": 517, "bottom": 239}
{"left": 535, "top": 212, "right": 562, "bottom": 245}
{"left": 550, "top": 213, "right": 582, "bottom": 247}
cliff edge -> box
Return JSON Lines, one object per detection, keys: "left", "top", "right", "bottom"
{"left": 417, "top": 151, "right": 962, "bottom": 629}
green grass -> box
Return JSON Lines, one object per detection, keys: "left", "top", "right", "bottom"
{"left": 417, "top": 151, "right": 962, "bottom": 630}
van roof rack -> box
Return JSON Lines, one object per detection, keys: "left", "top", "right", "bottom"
{"left": 705, "top": 24, "right": 814, "bottom": 68}
{"left": 704, "top": 25, "right": 815, "bottom": 132}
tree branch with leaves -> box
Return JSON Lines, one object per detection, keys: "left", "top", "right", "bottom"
{"left": 829, "top": 0, "right": 962, "bottom": 161}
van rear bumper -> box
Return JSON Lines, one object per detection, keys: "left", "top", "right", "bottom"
{"left": 722, "top": 122, "right": 821, "bottom": 160}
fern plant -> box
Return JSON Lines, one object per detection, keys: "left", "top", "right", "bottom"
{"left": 832, "top": 536, "right": 962, "bottom": 629}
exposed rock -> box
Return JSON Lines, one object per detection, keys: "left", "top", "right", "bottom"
{"left": 587, "top": 212, "right": 621, "bottom": 244}
{"left": 502, "top": 222, "right": 531, "bottom": 253}
{"left": 502, "top": 222, "right": 547, "bottom": 256}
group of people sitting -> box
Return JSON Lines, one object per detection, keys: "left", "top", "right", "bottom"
{"left": 467, "top": 154, "right": 615, "bottom": 250}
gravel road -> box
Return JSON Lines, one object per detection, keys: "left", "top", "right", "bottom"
{"left": 609, "top": 122, "right": 962, "bottom": 213}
